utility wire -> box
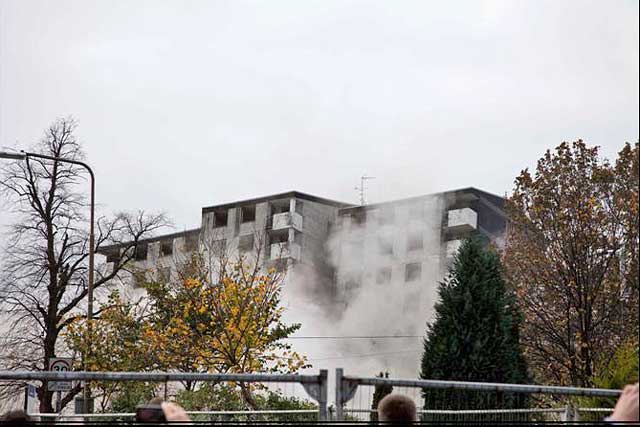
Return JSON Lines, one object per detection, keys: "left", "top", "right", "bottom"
{"left": 286, "top": 335, "right": 422, "bottom": 339}
{"left": 307, "top": 350, "right": 421, "bottom": 361}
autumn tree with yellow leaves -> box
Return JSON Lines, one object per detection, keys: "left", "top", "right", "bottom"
{"left": 66, "top": 291, "right": 154, "bottom": 411}
{"left": 67, "top": 249, "right": 308, "bottom": 409}
{"left": 141, "top": 252, "right": 308, "bottom": 375}
{"left": 504, "top": 140, "right": 639, "bottom": 387}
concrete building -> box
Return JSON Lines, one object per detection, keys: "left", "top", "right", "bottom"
{"left": 329, "top": 188, "right": 507, "bottom": 326}
{"left": 97, "top": 187, "right": 507, "bottom": 379}
{"left": 100, "top": 191, "right": 350, "bottom": 300}
{"left": 100, "top": 187, "right": 506, "bottom": 313}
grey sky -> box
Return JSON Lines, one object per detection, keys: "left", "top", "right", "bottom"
{"left": 1, "top": 0, "right": 638, "bottom": 231}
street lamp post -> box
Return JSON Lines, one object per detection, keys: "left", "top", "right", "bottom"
{"left": 0, "top": 150, "right": 95, "bottom": 414}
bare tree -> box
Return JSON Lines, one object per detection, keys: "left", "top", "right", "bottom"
{"left": 0, "top": 118, "right": 169, "bottom": 412}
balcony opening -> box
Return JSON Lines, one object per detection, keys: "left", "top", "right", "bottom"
{"left": 213, "top": 209, "right": 228, "bottom": 227}
{"left": 269, "top": 229, "right": 288, "bottom": 245}
{"left": 268, "top": 229, "right": 289, "bottom": 260}
{"left": 405, "top": 262, "right": 422, "bottom": 282}
{"left": 241, "top": 205, "right": 256, "bottom": 223}
{"left": 270, "top": 199, "right": 290, "bottom": 215}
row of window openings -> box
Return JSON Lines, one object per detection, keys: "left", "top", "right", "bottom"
{"left": 133, "top": 266, "right": 171, "bottom": 288}
{"left": 127, "top": 235, "right": 198, "bottom": 262}
{"left": 349, "top": 234, "right": 424, "bottom": 256}
{"left": 350, "top": 204, "right": 425, "bottom": 226}
{"left": 209, "top": 200, "right": 305, "bottom": 228}
{"left": 134, "top": 258, "right": 290, "bottom": 287}
{"left": 346, "top": 262, "right": 422, "bottom": 288}
{"left": 123, "top": 233, "right": 298, "bottom": 263}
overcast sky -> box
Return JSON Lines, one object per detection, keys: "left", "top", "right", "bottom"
{"left": 1, "top": 0, "right": 638, "bottom": 231}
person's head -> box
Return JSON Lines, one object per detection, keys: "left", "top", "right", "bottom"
{"left": 135, "top": 399, "right": 191, "bottom": 423}
{"left": 610, "top": 382, "right": 639, "bottom": 422}
{"left": 147, "top": 397, "right": 164, "bottom": 405}
{"left": 377, "top": 394, "right": 417, "bottom": 424}
{"left": 1, "top": 409, "right": 32, "bottom": 426}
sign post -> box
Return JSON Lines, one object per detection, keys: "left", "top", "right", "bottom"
{"left": 48, "top": 358, "right": 72, "bottom": 412}
{"left": 23, "top": 383, "right": 38, "bottom": 414}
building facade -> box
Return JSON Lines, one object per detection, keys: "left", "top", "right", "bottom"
{"left": 100, "top": 187, "right": 506, "bottom": 313}
{"left": 330, "top": 188, "right": 507, "bottom": 326}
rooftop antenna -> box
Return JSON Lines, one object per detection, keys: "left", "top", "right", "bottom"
{"left": 355, "top": 175, "right": 375, "bottom": 205}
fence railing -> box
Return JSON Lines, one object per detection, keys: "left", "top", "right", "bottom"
{"left": 0, "top": 369, "right": 622, "bottom": 423}
{"left": 0, "top": 369, "right": 328, "bottom": 421}
{"left": 335, "top": 368, "right": 621, "bottom": 422}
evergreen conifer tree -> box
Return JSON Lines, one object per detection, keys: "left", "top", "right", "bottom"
{"left": 420, "top": 236, "right": 528, "bottom": 412}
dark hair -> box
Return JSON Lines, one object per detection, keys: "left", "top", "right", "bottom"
{"left": 377, "top": 394, "right": 417, "bottom": 424}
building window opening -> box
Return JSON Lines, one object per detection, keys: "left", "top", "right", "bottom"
{"left": 273, "top": 258, "right": 288, "bottom": 273}
{"left": 409, "top": 203, "right": 424, "bottom": 221}
{"left": 407, "top": 232, "right": 424, "bottom": 252}
{"left": 160, "top": 240, "right": 173, "bottom": 257}
{"left": 239, "top": 234, "right": 255, "bottom": 252}
{"left": 105, "top": 249, "right": 120, "bottom": 263}
{"left": 241, "top": 205, "right": 256, "bottom": 223}
{"left": 184, "top": 234, "right": 199, "bottom": 252}
{"left": 403, "top": 293, "right": 420, "bottom": 312}
{"left": 344, "top": 275, "right": 362, "bottom": 293}
{"left": 211, "top": 239, "right": 227, "bottom": 254}
{"left": 405, "top": 262, "right": 422, "bottom": 282}
{"left": 351, "top": 210, "right": 366, "bottom": 226}
{"left": 213, "top": 209, "right": 228, "bottom": 227}
{"left": 269, "top": 230, "right": 288, "bottom": 245}
{"left": 378, "top": 208, "right": 396, "bottom": 226}
{"left": 133, "top": 271, "right": 146, "bottom": 288}
{"left": 158, "top": 267, "right": 171, "bottom": 283}
{"left": 134, "top": 243, "right": 148, "bottom": 261}
{"left": 378, "top": 237, "right": 394, "bottom": 255}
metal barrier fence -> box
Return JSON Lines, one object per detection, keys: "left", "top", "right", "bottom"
{"left": 335, "top": 368, "right": 621, "bottom": 423}
{"left": 0, "top": 369, "right": 623, "bottom": 423}
{"left": 30, "top": 410, "right": 319, "bottom": 423}
{"left": 0, "top": 370, "right": 328, "bottom": 422}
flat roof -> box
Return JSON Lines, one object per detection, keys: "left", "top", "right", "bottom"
{"left": 202, "top": 190, "right": 353, "bottom": 213}
{"left": 338, "top": 187, "right": 505, "bottom": 214}
{"left": 98, "top": 228, "right": 200, "bottom": 254}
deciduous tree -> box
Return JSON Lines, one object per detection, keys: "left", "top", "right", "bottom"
{"left": 504, "top": 140, "right": 639, "bottom": 386}
{"left": 0, "top": 118, "right": 168, "bottom": 412}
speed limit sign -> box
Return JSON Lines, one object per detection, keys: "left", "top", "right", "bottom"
{"left": 48, "top": 358, "right": 73, "bottom": 391}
